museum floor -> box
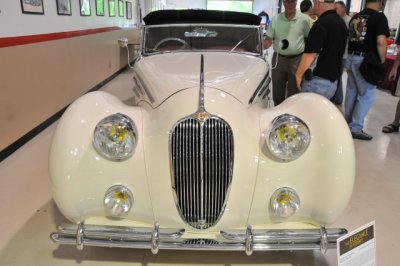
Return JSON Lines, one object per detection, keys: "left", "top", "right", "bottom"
{"left": 1, "top": 68, "right": 399, "bottom": 266}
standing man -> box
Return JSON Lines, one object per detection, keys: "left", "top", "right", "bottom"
{"left": 264, "top": 0, "right": 311, "bottom": 106}
{"left": 330, "top": 1, "right": 352, "bottom": 105}
{"left": 295, "top": 0, "right": 347, "bottom": 99}
{"left": 344, "top": 0, "right": 389, "bottom": 140}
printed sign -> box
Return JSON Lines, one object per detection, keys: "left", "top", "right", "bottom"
{"left": 337, "top": 221, "right": 376, "bottom": 266}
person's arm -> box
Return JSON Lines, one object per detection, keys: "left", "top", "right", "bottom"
{"left": 376, "top": 35, "right": 387, "bottom": 64}
{"left": 388, "top": 53, "right": 400, "bottom": 81}
{"left": 264, "top": 17, "right": 275, "bottom": 50}
{"left": 295, "top": 53, "right": 317, "bottom": 91}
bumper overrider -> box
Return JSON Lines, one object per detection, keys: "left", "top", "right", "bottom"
{"left": 50, "top": 222, "right": 347, "bottom": 255}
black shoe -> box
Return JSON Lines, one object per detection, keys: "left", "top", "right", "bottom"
{"left": 351, "top": 130, "right": 373, "bottom": 140}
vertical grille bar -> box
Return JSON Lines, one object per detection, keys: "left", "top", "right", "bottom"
{"left": 170, "top": 116, "right": 234, "bottom": 230}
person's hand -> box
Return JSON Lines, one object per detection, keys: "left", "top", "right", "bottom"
{"left": 296, "top": 74, "right": 302, "bottom": 91}
{"left": 388, "top": 67, "right": 398, "bottom": 81}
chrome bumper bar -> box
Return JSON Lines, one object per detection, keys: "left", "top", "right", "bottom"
{"left": 50, "top": 222, "right": 347, "bottom": 255}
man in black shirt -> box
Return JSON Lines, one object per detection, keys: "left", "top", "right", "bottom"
{"left": 344, "top": 0, "right": 389, "bottom": 140}
{"left": 295, "top": 0, "right": 347, "bottom": 99}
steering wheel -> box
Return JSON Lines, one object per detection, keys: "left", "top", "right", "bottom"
{"left": 154, "top": 37, "right": 190, "bottom": 50}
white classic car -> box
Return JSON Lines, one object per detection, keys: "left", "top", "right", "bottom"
{"left": 50, "top": 9, "right": 355, "bottom": 255}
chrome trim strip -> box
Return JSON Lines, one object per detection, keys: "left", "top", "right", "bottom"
{"left": 51, "top": 223, "right": 347, "bottom": 253}
{"left": 199, "top": 55, "right": 206, "bottom": 227}
{"left": 134, "top": 73, "right": 155, "bottom": 103}
{"left": 248, "top": 70, "right": 270, "bottom": 105}
{"left": 199, "top": 54, "right": 205, "bottom": 113}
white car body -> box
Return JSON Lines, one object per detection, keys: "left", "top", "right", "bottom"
{"left": 50, "top": 10, "right": 355, "bottom": 254}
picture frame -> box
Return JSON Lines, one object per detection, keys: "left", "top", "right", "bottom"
{"left": 96, "top": 0, "right": 105, "bottom": 16}
{"left": 79, "top": 0, "right": 91, "bottom": 16}
{"left": 56, "top": 0, "right": 72, "bottom": 15}
{"left": 126, "top": 1, "right": 132, "bottom": 20}
{"left": 20, "top": 0, "right": 44, "bottom": 15}
{"left": 118, "top": 0, "right": 124, "bottom": 17}
{"left": 109, "top": 0, "right": 116, "bottom": 17}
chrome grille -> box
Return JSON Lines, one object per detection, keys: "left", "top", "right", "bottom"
{"left": 170, "top": 117, "right": 234, "bottom": 230}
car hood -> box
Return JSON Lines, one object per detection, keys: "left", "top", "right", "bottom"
{"left": 133, "top": 52, "right": 268, "bottom": 107}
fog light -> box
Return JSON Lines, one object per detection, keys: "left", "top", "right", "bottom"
{"left": 270, "top": 187, "right": 300, "bottom": 219}
{"left": 104, "top": 185, "right": 133, "bottom": 217}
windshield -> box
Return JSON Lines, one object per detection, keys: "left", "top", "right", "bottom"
{"left": 143, "top": 24, "right": 262, "bottom": 55}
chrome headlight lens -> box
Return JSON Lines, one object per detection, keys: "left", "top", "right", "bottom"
{"left": 265, "top": 114, "right": 310, "bottom": 162}
{"left": 269, "top": 187, "right": 300, "bottom": 219}
{"left": 93, "top": 113, "right": 137, "bottom": 160}
{"left": 104, "top": 185, "right": 133, "bottom": 217}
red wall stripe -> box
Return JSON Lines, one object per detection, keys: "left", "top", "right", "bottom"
{"left": 0, "top": 26, "right": 122, "bottom": 48}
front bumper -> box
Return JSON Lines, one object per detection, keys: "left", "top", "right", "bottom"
{"left": 50, "top": 222, "right": 347, "bottom": 255}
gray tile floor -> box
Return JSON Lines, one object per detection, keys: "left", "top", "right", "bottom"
{"left": 0, "top": 69, "right": 399, "bottom": 265}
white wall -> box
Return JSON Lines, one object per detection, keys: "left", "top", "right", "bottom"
{"left": 2, "top": 0, "right": 397, "bottom": 37}
{"left": 253, "top": 0, "right": 280, "bottom": 21}
{"left": 385, "top": 0, "right": 400, "bottom": 29}
{"left": 0, "top": 0, "right": 140, "bottom": 37}
{"left": 165, "top": 0, "right": 206, "bottom": 9}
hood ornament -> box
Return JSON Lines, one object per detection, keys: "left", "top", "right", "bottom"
{"left": 193, "top": 54, "right": 211, "bottom": 122}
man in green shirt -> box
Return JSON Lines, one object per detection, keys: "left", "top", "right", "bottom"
{"left": 264, "top": 0, "right": 311, "bottom": 106}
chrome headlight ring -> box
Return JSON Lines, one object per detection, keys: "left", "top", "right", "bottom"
{"left": 265, "top": 114, "right": 310, "bottom": 162}
{"left": 93, "top": 113, "right": 138, "bottom": 161}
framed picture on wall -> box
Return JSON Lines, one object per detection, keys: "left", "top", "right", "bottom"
{"left": 118, "top": 0, "right": 124, "bottom": 17}
{"left": 109, "top": 0, "right": 116, "bottom": 17}
{"left": 126, "top": 1, "right": 132, "bottom": 20}
{"left": 79, "top": 0, "right": 91, "bottom": 16}
{"left": 56, "top": 0, "right": 72, "bottom": 15}
{"left": 20, "top": 0, "right": 44, "bottom": 14}
{"left": 96, "top": 0, "right": 105, "bottom": 16}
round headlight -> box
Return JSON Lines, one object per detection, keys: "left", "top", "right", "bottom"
{"left": 93, "top": 113, "right": 137, "bottom": 160}
{"left": 269, "top": 187, "right": 300, "bottom": 220}
{"left": 104, "top": 185, "right": 133, "bottom": 217}
{"left": 265, "top": 114, "right": 310, "bottom": 162}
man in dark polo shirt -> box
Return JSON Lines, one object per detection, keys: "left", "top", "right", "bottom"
{"left": 295, "top": 0, "right": 347, "bottom": 99}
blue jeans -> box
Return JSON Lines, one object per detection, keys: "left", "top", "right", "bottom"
{"left": 344, "top": 54, "right": 376, "bottom": 132}
{"left": 302, "top": 76, "right": 337, "bottom": 99}
{"left": 330, "top": 58, "right": 346, "bottom": 104}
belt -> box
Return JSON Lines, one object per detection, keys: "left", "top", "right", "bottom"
{"left": 277, "top": 53, "right": 303, "bottom": 58}
{"left": 349, "top": 51, "right": 366, "bottom": 57}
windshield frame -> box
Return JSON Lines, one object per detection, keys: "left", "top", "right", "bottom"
{"left": 140, "top": 23, "right": 264, "bottom": 57}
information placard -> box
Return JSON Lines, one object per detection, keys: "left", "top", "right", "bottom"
{"left": 337, "top": 221, "right": 376, "bottom": 266}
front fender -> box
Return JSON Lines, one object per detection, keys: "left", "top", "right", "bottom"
{"left": 49, "top": 91, "right": 154, "bottom": 223}
{"left": 249, "top": 92, "right": 355, "bottom": 226}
